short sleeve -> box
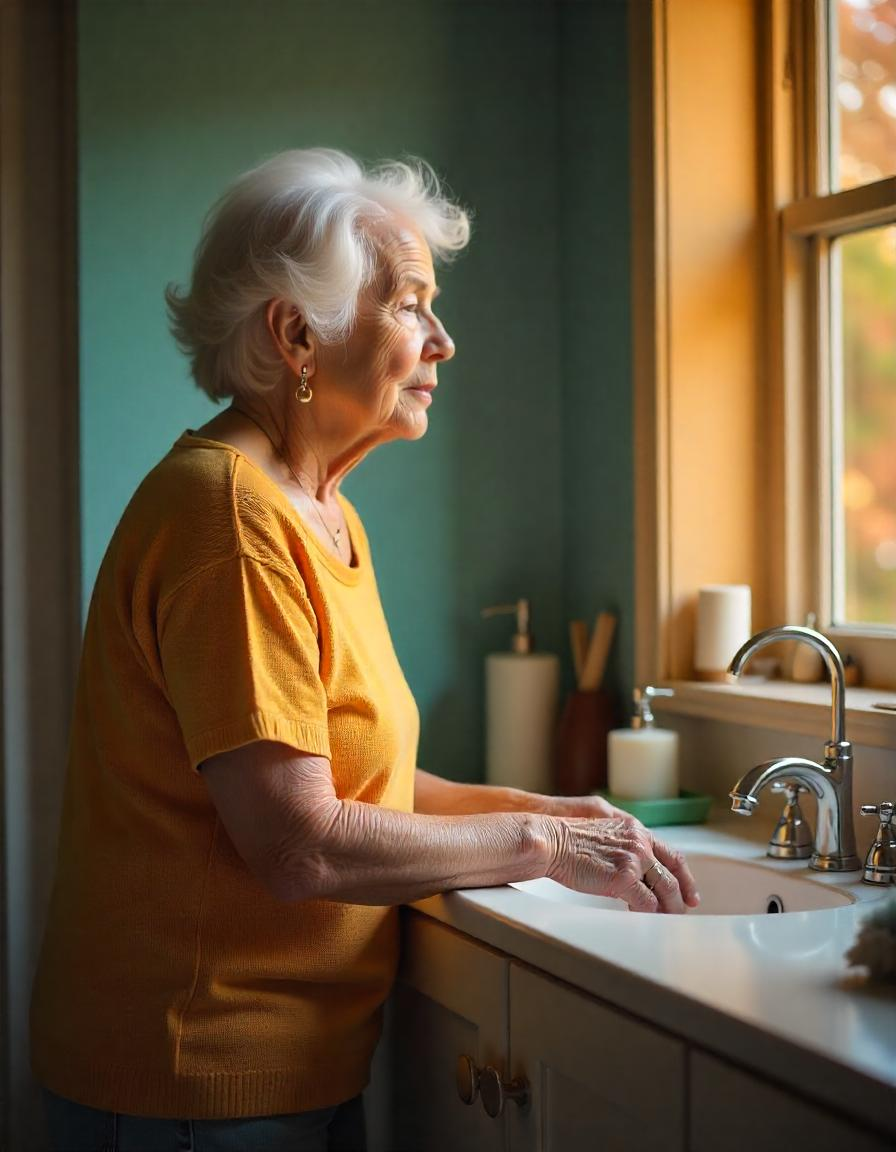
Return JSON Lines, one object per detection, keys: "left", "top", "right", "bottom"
{"left": 157, "top": 554, "right": 331, "bottom": 770}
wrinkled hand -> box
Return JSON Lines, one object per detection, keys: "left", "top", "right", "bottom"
{"left": 544, "top": 813, "right": 700, "bottom": 915}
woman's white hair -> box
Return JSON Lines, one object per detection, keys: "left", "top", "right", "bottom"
{"left": 165, "top": 148, "right": 471, "bottom": 401}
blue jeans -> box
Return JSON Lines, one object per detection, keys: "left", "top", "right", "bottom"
{"left": 43, "top": 1088, "right": 367, "bottom": 1152}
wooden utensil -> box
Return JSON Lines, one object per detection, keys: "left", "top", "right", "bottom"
{"left": 569, "top": 619, "right": 589, "bottom": 689}
{"left": 579, "top": 612, "right": 617, "bottom": 691}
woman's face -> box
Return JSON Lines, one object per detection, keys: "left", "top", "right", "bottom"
{"left": 311, "top": 219, "right": 455, "bottom": 445}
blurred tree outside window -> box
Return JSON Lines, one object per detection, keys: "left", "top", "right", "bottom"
{"left": 832, "top": 0, "right": 896, "bottom": 190}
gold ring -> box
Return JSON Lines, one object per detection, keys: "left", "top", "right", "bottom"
{"left": 642, "top": 861, "right": 666, "bottom": 890}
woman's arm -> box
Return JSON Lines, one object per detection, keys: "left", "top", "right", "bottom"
{"left": 414, "top": 767, "right": 633, "bottom": 821}
{"left": 201, "top": 742, "right": 699, "bottom": 913}
{"left": 202, "top": 744, "right": 551, "bottom": 905}
{"left": 413, "top": 767, "right": 554, "bottom": 816}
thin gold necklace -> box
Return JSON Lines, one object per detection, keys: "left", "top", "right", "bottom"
{"left": 235, "top": 408, "right": 346, "bottom": 557}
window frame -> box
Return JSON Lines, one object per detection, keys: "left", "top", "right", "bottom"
{"left": 630, "top": 0, "right": 896, "bottom": 692}
{"left": 780, "top": 0, "right": 896, "bottom": 681}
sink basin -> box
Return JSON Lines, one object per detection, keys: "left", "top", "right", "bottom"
{"left": 510, "top": 854, "right": 858, "bottom": 915}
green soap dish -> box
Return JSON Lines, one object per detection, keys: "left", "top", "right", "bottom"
{"left": 592, "top": 789, "right": 713, "bottom": 827}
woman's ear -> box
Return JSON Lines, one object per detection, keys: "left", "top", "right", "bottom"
{"left": 265, "top": 299, "right": 314, "bottom": 374}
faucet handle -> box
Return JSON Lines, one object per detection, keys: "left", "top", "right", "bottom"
{"left": 767, "top": 780, "right": 813, "bottom": 859}
{"left": 860, "top": 802, "right": 896, "bottom": 885}
{"left": 771, "top": 780, "right": 809, "bottom": 801}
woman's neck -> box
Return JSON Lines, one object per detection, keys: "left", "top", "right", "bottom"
{"left": 226, "top": 399, "right": 355, "bottom": 504}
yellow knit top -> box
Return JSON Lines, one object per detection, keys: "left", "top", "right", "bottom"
{"left": 30, "top": 432, "right": 418, "bottom": 1119}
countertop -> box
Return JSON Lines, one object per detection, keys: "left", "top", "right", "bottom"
{"left": 410, "top": 813, "right": 896, "bottom": 1134}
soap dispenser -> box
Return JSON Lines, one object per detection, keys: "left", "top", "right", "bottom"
{"left": 482, "top": 599, "right": 559, "bottom": 794}
{"left": 607, "top": 687, "right": 679, "bottom": 800}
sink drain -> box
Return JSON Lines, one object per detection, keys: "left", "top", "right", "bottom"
{"left": 766, "top": 895, "right": 785, "bottom": 914}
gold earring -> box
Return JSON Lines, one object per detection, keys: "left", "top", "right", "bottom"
{"left": 295, "top": 365, "right": 312, "bottom": 404}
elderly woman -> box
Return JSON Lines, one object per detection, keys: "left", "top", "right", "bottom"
{"left": 30, "top": 148, "right": 698, "bottom": 1150}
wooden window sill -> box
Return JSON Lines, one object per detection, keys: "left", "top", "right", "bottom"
{"left": 654, "top": 680, "right": 896, "bottom": 752}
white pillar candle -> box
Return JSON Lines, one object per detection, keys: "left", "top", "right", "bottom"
{"left": 607, "top": 729, "right": 679, "bottom": 800}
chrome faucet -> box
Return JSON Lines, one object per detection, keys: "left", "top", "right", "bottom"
{"left": 727, "top": 625, "right": 861, "bottom": 872}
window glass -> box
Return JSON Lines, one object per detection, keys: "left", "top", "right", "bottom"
{"left": 831, "top": 0, "right": 896, "bottom": 191}
{"left": 831, "top": 224, "right": 896, "bottom": 626}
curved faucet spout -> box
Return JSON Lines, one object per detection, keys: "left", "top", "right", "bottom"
{"left": 729, "top": 755, "right": 854, "bottom": 866}
{"left": 730, "top": 757, "right": 830, "bottom": 805}
{"left": 727, "top": 624, "right": 846, "bottom": 747}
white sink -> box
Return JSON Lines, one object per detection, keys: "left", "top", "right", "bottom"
{"left": 510, "top": 853, "right": 859, "bottom": 915}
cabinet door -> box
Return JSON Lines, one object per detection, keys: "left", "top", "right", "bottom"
{"left": 392, "top": 911, "right": 509, "bottom": 1152}
{"left": 508, "top": 963, "right": 686, "bottom": 1152}
{"left": 690, "top": 1050, "right": 894, "bottom": 1152}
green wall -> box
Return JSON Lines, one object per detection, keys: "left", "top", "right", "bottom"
{"left": 79, "top": 0, "right": 632, "bottom": 782}
{"left": 559, "top": 0, "right": 634, "bottom": 707}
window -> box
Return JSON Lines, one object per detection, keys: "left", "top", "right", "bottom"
{"left": 831, "top": 224, "right": 896, "bottom": 628}
{"left": 631, "top": 0, "right": 896, "bottom": 690}
{"left": 781, "top": 0, "right": 896, "bottom": 662}
{"left": 829, "top": 1, "right": 896, "bottom": 632}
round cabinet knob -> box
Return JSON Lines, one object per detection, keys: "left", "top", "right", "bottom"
{"left": 456, "top": 1054, "right": 481, "bottom": 1105}
{"left": 479, "top": 1065, "right": 530, "bottom": 1118}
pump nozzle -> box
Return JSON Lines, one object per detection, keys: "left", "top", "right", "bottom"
{"left": 482, "top": 599, "right": 533, "bottom": 653}
{"left": 631, "top": 685, "right": 675, "bottom": 729}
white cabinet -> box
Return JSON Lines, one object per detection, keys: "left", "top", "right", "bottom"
{"left": 689, "top": 1051, "right": 893, "bottom": 1152}
{"left": 387, "top": 910, "right": 894, "bottom": 1152}
{"left": 391, "top": 913, "right": 508, "bottom": 1152}
{"left": 391, "top": 912, "right": 686, "bottom": 1152}
{"left": 508, "top": 963, "right": 685, "bottom": 1152}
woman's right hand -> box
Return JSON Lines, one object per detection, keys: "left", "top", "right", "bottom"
{"left": 544, "top": 815, "right": 700, "bottom": 914}
{"left": 200, "top": 741, "right": 701, "bottom": 908}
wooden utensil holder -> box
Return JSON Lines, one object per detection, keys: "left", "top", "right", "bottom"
{"left": 554, "top": 688, "right": 616, "bottom": 795}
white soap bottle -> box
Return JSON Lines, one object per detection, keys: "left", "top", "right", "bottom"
{"left": 482, "top": 599, "right": 560, "bottom": 794}
{"left": 607, "top": 686, "right": 679, "bottom": 800}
